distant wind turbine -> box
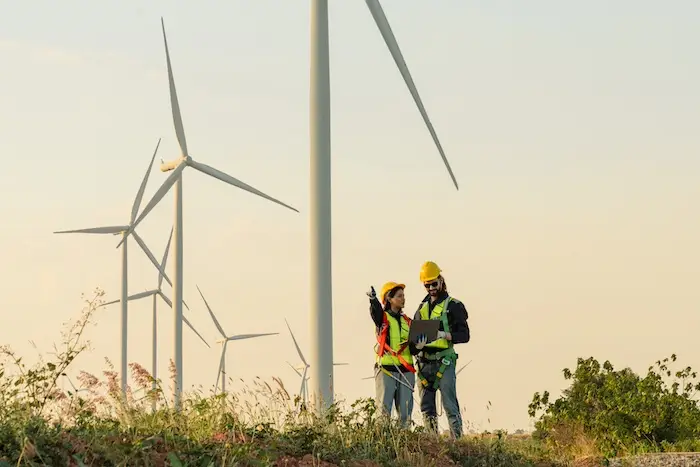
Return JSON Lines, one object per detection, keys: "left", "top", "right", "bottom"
{"left": 197, "top": 285, "right": 278, "bottom": 393}
{"left": 116, "top": 18, "right": 299, "bottom": 409}
{"left": 54, "top": 139, "right": 170, "bottom": 398}
{"left": 284, "top": 319, "right": 346, "bottom": 405}
{"left": 100, "top": 227, "right": 210, "bottom": 410}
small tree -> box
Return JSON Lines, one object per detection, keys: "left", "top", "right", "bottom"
{"left": 529, "top": 355, "right": 700, "bottom": 456}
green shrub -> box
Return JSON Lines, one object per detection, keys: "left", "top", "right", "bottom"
{"left": 529, "top": 355, "right": 700, "bottom": 457}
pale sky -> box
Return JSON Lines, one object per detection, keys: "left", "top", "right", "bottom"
{"left": 1, "top": 0, "right": 699, "bottom": 431}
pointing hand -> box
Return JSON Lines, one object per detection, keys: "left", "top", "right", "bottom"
{"left": 366, "top": 286, "right": 376, "bottom": 299}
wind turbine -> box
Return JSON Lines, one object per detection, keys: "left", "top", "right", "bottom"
{"left": 54, "top": 139, "right": 171, "bottom": 398}
{"left": 284, "top": 319, "right": 346, "bottom": 405}
{"left": 197, "top": 285, "right": 278, "bottom": 393}
{"left": 307, "top": 0, "right": 460, "bottom": 410}
{"left": 100, "top": 227, "right": 211, "bottom": 410}
{"left": 116, "top": 18, "right": 299, "bottom": 408}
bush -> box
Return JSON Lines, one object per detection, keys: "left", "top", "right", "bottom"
{"left": 528, "top": 355, "right": 700, "bottom": 457}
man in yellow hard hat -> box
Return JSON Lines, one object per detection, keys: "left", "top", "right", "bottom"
{"left": 367, "top": 282, "right": 427, "bottom": 426}
{"left": 412, "top": 261, "right": 470, "bottom": 438}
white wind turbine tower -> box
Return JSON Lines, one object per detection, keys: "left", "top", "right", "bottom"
{"left": 289, "top": 361, "right": 348, "bottom": 406}
{"left": 54, "top": 139, "right": 172, "bottom": 398}
{"left": 100, "top": 227, "right": 211, "bottom": 410}
{"left": 117, "top": 18, "right": 299, "bottom": 409}
{"left": 197, "top": 285, "right": 278, "bottom": 393}
{"left": 284, "top": 319, "right": 346, "bottom": 406}
{"left": 307, "top": 0, "right": 460, "bottom": 410}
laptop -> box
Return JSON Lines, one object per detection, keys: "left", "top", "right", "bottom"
{"left": 408, "top": 319, "right": 440, "bottom": 345}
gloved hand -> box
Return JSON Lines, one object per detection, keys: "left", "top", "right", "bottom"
{"left": 415, "top": 334, "right": 427, "bottom": 350}
{"left": 366, "top": 286, "right": 376, "bottom": 299}
{"left": 437, "top": 331, "right": 451, "bottom": 340}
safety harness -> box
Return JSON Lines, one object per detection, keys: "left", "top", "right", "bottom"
{"left": 417, "top": 297, "right": 458, "bottom": 390}
{"left": 376, "top": 312, "right": 416, "bottom": 374}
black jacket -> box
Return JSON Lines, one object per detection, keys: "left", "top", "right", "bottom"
{"left": 413, "top": 291, "right": 470, "bottom": 357}
{"left": 369, "top": 297, "right": 421, "bottom": 372}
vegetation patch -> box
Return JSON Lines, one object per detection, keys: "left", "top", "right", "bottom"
{"left": 2, "top": 290, "right": 700, "bottom": 466}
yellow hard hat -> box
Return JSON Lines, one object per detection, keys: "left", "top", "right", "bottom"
{"left": 419, "top": 261, "right": 442, "bottom": 283}
{"left": 380, "top": 281, "right": 405, "bottom": 304}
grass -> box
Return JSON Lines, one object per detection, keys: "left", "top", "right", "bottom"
{"left": 1, "top": 291, "right": 699, "bottom": 466}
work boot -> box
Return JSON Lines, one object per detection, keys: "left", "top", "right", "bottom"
{"left": 423, "top": 415, "right": 438, "bottom": 434}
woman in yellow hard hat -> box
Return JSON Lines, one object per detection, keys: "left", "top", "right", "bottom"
{"left": 367, "top": 282, "right": 427, "bottom": 426}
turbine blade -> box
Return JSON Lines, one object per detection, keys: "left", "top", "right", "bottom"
{"left": 131, "top": 138, "right": 161, "bottom": 224}
{"left": 158, "top": 226, "right": 174, "bottom": 289}
{"left": 157, "top": 291, "right": 192, "bottom": 318}
{"left": 365, "top": 0, "right": 459, "bottom": 190}
{"left": 99, "top": 298, "right": 121, "bottom": 307}
{"left": 227, "top": 333, "right": 278, "bottom": 341}
{"left": 284, "top": 319, "right": 308, "bottom": 366}
{"left": 54, "top": 225, "right": 129, "bottom": 235}
{"left": 161, "top": 17, "right": 189, "bottom": 158}
{"left": 196, "top": 285, "right": 227, "bottom": 339}
{"left": 157, "top": 290, "right": 172, "bottom": 308}
{"left": 457, "top": 359, "right": 472, "bottom": 375}
{"left": 183, "top": 315, "right": 210, "bottom": 348}
{"left": 159, "top": 291, "right": 207, "bottom": 347}
{"left": 98, "top": 289, "right": 157, "bottom": 307}
{"left": 286, "top": 361, "right": 303, "bottom": 377}
{"left": 128, "top": 289, "right": 159, "bottom": 301}
{"left": 117, "top": 163, "right": 185, "bottom": 249}
{"left": 301, "top": 366, "right": 309, "bottom": 401}
{"left": 132, "top": 231, "right": 173, "bottom": 288}
{"left": 215, "top": 342, "right": 227, "bottom": 390}
{"left": 189, "top": 160, "right": 299, "bottom": 213}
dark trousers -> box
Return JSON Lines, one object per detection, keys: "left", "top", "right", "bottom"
{"left": 417, "top": 359, "right": 463, "bottom": 438}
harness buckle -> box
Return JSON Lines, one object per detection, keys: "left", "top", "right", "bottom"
{"left": 441, "top": 357, "right": 451, "bottom": 366}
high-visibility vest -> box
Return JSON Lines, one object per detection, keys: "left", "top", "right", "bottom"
{"left": 375, "top": 311, "right": 415, "bottom": 372}
{"left": 418, "top": 296, "right": 454, "bottom": 350}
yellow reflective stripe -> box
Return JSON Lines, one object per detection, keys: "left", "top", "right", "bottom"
{"left": 419, "top": 297, "right": 452, "bottom": 349}
{"left": 376, "top": 312, "right": 414, "bottom": 366}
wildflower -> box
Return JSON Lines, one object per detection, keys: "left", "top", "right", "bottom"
{"left": 77, "top": 371, "right": 99, "bottom": 389}
{"left": 129, "top": 363, "right": 153, "bottom": 390}
{"left": 103, "top": 370, "right": 119, "bottom": 397}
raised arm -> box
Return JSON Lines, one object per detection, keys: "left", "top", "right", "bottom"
{"left": 367, "top": 287, "right": 385, "bottom": 328}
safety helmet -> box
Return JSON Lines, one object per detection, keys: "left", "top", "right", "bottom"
{"left": 380, "top": 281, "right": 405, "bottom": 304}
{"left": 419, "top": 261, "right": 442, "bottom": 283}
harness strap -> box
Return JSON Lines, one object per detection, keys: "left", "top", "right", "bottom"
{"left": 417, "top": 352, "right": 458, "bottom": 389}
{"left": 418, "top": 297, "right": 458, "bottom": 389}
{"left": 376, "top": 313, "right": 416, "bottom": 373}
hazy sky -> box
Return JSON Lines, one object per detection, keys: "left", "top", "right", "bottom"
{"left": 1, "top": 0, "right": 699, "bottom": 431}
